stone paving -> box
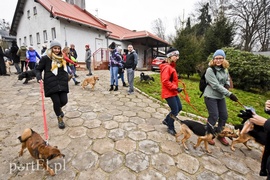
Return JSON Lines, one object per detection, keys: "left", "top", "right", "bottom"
{"left": 0, "top": 68, "right": 265, "bottom": 180}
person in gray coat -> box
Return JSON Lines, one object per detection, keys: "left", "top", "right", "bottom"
{"left": 203, "top": 49, "right": 238, "bottom": 146}
{"left": 85, "top": 44, "right": 92, "bottom": 76}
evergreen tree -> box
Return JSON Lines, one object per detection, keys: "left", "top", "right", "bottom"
{"left": 204, "top": 13, "right": 235, "bottom": 56}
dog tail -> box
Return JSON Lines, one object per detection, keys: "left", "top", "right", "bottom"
{"left": 169, "top": 114, "right": 183, "bottom": 124}
{"left": 18, "top": 128, "right": 34, "bottom": 142}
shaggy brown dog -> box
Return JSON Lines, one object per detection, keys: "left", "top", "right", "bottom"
{"left": 170, "top": 114, "right": 238, "bottom": 153}
{"left": 18, "top": 128, "right": 65, "bottom": 176}
{"left": 81, "top": 75, "right": 99, "bottom": 90}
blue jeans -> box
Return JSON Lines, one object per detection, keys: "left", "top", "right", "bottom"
{"left": 110, "top": 66, "right": 119, "bottom": 86}
{"left": 164, "top": 95, "right": 182, "bottom": 130}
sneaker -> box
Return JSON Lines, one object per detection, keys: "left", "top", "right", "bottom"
{"left": 86, "top": 73, "right": 93, "bottom": 76}
{"left": 74, "top": 74, "right": 79, "bottom": 78}
{"left": 217, "top": 136, "right": 229, "bottom": 146}
{"left": 127, "top": 91, "right": 134, "bottom": 95}
{"left": 75, "top": 81, "right": 80, "bottom": 85}
{"left": 167, "top": 129, "right": 176, "bottom": 136}
{"left": 208, "top": 139, "right": 215, "bottom": 145}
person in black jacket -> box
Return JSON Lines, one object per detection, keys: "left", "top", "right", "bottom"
{"left": 250, "top": 100, "right": 270, "bottom": 179}
{"left": 124, "top": 44, "right": 137, "bottom": 95}
{"left": 36, "top": 40, "right": 69, "bottom": 129}
{"left": 0, "top": 46, "right": 9, "bottom": 76}
{"left": 10, "top": 41, "right": 21, "bottom": 74}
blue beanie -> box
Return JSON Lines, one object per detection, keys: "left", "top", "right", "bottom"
{"left": 213, "top": 49, "right": 226, "bottom": 58}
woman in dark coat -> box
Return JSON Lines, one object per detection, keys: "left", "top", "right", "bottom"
{"left": 0, "top": 46, "right": 9, "bottom": 76}
{"left": 10, "top": 41, "right": 21, "bottom": 74}
{"left": 36, "top": 40, "right": 69, "bottom": 129}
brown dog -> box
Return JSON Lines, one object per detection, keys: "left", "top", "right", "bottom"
{"left": 170, "top": 114, "right": 238, "bottom": 153}
{"left": 5, "top": 59, "right": 13, "bottom": 74}
{"left": 81, "top": 75, "right": 99, "bottom": 90}
{"left": 231, "top": 121, "right": 265, "bottom": 151}
{"left": 18, "top": 128, "right": 65, "bottom": 176}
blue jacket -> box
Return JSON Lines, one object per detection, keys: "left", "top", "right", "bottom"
{"left": 109, "top": 49, "right": 122, "bottom": 67}
{"left": 26, "top": 50, "right": 40, "bottom": 62}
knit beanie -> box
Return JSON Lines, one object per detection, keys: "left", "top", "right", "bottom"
{"left": 50, "top": 40, "right": 62, "bottom": 49}
{"left": 166, "top": 47, "right": 179, "bottom": 58}
{"left": 109, "top": 42, "right": 116, "bottom": 49}
{"left": 213, "top": 49, "right": 226, "bottom": 58}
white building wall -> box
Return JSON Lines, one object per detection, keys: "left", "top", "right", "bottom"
{"left": 16, "top": 0, "right": 61, "bottom": 54}
{"left": 59, "top": 21, "right": 109, "bottom": 62}
{"left": 14, "top": 0, "right": 146, "bottom": 65}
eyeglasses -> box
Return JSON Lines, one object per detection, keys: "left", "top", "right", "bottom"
{"left": 214, "top": 57, "right": 224, "bottom": 60}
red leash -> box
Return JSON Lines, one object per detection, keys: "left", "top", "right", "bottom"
{"left": 40, "top": 81, "right": 49, "bottom": 144}
{"left": 178, "top": 80, "right": 205, "bottom": 118}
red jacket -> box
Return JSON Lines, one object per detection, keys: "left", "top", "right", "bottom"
{"left": 63, "top": 53, "right": 76, "bottom": 66}
{"left": 159, "top": 62, "right": 178, "bottom": 99}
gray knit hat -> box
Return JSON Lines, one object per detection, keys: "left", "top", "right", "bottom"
{"left": 50, "top": 40, "right": 61, "bottom": 49}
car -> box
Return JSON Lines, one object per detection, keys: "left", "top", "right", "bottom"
{"left": 151, "top": 56, "right": 166, "bottom": 71}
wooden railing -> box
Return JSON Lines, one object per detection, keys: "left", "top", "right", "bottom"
{"left": 92, "top": 48, "right": 110, "bottom": 70}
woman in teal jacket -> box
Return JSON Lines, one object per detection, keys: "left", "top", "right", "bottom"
{"left": 203, "top": 49, "right": 238, "bottom": 146}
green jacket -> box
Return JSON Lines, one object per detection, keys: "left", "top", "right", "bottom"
{"left": 203, "top": 66, "right": 231, "bottom": 99}
{"left": 17, "top": 46, "right": 27, "bottom": 61}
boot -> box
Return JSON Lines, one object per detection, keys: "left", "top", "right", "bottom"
{"left": 109, "top": 85, "right": 114, "bottom": 91}
{"left": 114, "top": 85, "right": 118, "bottom": 91}
{"left": 57, "top": 116, "right": 65, "bottom": 129}
{"left": 123, "top": 82, "right": 128, "bottom": 87}
{"left": 75, "top": 81, "right": 80, "bottom": 85}
{"left": 60, "top": 108, "right": 64, "bottom": 118}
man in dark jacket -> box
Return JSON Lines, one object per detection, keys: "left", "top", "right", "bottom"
{"left": 124, "top": 44, "right": 137, "bottom": 95}
{"left": 10, "top": 41, "right": 21, "bottom": 74}
{"left": 0, "top": 46, "right": 9, "bottom": 76}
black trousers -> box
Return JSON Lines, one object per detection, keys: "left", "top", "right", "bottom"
{"left": 204, "top": 97, "right": 228, "bottom": 133}
{"left": 50, "top": 92, "right": 68, "bottom": 117}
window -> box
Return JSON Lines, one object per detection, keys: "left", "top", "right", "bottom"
{"left": 43, "top": 30, "right": 48, "bottom": 42}
{"left": 51, "top": 28, "right": 56, "bottom": 40}
{"left": 24, "top": 36, "right": 27, "bottom": 45}
{"left": 36, "top": 32, "right": 40, "bottom": 44}
{"left": 27, "top": 10, "right": 30, "bottom": 19}
{"left": 33, "top": 7, "right": 37, "bottom": 15}
{"left": 29, "top": 35, "right": 33, "bottom": 46}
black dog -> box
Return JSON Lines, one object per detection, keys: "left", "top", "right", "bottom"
{"left": 18, "top": 70, "right": 36, "bottom": 84}
{"left": 140, "top": 72, "right": 154, "bottom": 83}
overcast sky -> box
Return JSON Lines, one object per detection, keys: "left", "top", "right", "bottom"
{"left": 0, "top": 0, "right": 197, "bottom": 35}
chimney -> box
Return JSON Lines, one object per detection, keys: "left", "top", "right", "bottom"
{"left": 66, "top": 0, "right": 85, "bottom": 9}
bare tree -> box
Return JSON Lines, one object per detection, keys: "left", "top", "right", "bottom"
{"left": 0, "top": 19, "right": 10, "bottom": 31}
{"left": 228, "top": 0, "right": 270, "bottom": 51}
{"left": 151, "top": 18, "right": 166, "bottom": 40}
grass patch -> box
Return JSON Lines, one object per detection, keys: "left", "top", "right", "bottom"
{"left": 134, "top": 73, "right": 269, "bottom": 125}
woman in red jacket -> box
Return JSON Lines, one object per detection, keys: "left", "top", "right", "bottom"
{"left": 159, "top": 47, "right": 182, "bottom": 135}
{"left": 62, "top": 47, "right": 80, "bottom": 85}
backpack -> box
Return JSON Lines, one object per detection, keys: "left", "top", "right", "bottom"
{"left": 199, "top": 67, "right": 216, "bottom": 98}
